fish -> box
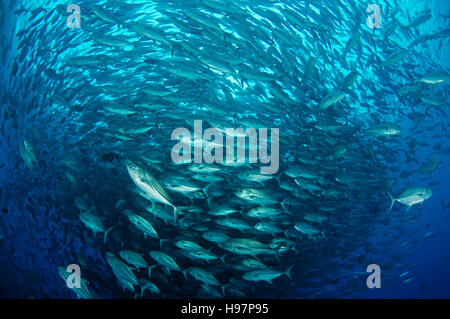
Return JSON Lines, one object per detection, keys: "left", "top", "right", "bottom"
{"left": 126, "top": 212, "right": 159, "bottom": 240}
{"left": 242, "top": 265, "right": 293, "bottom": 284}
{"left": 381, "top": 48, "right": 409, "bottom": 68}
{"left": 79, "top": 212, "right": 114, "bottom": 243}
{"left": 201, "top": 230, "right": 230, "bottom": 245}
{"left": 318, "top": 91, "right": 346, "bottom": 110}
{"left": 149, "top": 251, "right": 181, "bottom": 273}
{"left": 57, "top": 266, "right": 96, "bottom": 299}
{"left": 119, "top": 250, "right": 148, "bottom": 269}
{"left": 222, "top": 238, "right": 278, "bottom": 258}
{"left": 106, "top": 252, "right": 140, "bottom": 287}
{"left": 388, "top": 187, "right": 433, "bottom": 210}
{"left": 183, "top": 267, "right": 221, "bottom": 287}
{"left": 294, "top": 222, "right": 326, "bottom": 240}
{"left": 366, "top": 123, "right": 401, "bottom": 137}
{"left": 126, "top": 160, "right": 177, "bottom": 222}
{"left": 18, "top": 140, "right": 38, "bottom": 169}
{"left": 235, "top": 188, "right": 279, "bottom": 206}
{"left": 139, "top": 279, "right": 160, "bottom": 296}
{"left": 416, "top": 71, "right": 450, "bottom": 84}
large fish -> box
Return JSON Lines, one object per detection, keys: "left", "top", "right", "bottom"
{"left": 125, "top": 160, "right": 177, "bottom": 222}
{"left": 388, "top": 187, "right": 432, "bottom": 210}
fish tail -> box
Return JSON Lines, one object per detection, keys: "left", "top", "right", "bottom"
{"left": 285, "top": 265, "right": 294, "bottom": 280}
{"left": 221, "top": 283, "right": 230, "bottom": 296}
{"left": 103, "top": 226, "right": 115, "bottom": 243}
{"left": 387, "top": 192, "right": 396, "bottom": 210}
{"left": 159, "top": 239, "right": 169, "bottom": 249}
{"left": 280, "top": 198, "right": 289, "bottom": 214}
{"left": 173, "top": 206, "right": 177, "bottom": 224}
{"left": 148, "top": 265, "right": 157, "bottom": 280}
{"left": 220, "top": 253, "right": 227, "bottom": 264}
{"left": 203, "top": 184, "right": 214, "bottom": 208}
{"left": 273, "top": 249, "right": 280, "bottom": 263}
{"left": 275, "top": 175, "right": 281, "bottom": 186}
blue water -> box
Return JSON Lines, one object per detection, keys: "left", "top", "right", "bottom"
{"left": 0, "top": 0, "right": 449, "bottom": 298}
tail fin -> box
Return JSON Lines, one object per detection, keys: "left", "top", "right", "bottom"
{"left": 281, "top": 198, "right": 291, "bottom": 214}
{"left": 220, "top": 253, "right": 227, "bottom": 264}
{"left": 148, "top": 265, "right": 157, "bottom": 280}
{"left": 103, "top": 227, "right": 115, "bottom": 243}
{"left": 173, "top": 206, "right": 177, "bottom": 224}
{"left": 203, "top": 183, "right": 214, "bottom": 197}
{"left": 275, "top": 175, "right": 281, "bottom": 186}
{"left": 221, "top": 283, "right": 230, "bottom": 296}
{"left": 273, "top": 249, "right": 280, "bottom": 263}
{"left": 388, "top": 192, "right": 395, "bottom": 210}
{"left": 284, "top": 265, "right": 294, "bottom": 280}
{"left": 202, "top": 185, "right": 213, "bottom": 209}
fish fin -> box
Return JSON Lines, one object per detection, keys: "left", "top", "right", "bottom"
{"left": 387, "top": 192, "right": 396, "bottom": 210}
{"left": 203, "top": 183, "right": 214, "bottom": 198}
{"left": 103, "top": 227, "right": 115, "bottom": 243}
{"left": 321, "top": 232, "right": 328, "bottom": 241}
{"left": 148, "top": 265, "right": 157, "bottom": 280}
{"left": 407, "top": 205, "right": 412, "bottom": 211}
{"left": 220, "top": 254, "right": 227, "bottom": 264}
{"left": 203, "top": 186, "right": 213, "bottom": 208}
{"left": 182, "top": 269, "right": 188, "bottom": 280}
{"left": 285, "top": 265, "right": 294, "bottom": 280}
{"left": 273, "top": 250, "right": 280, "bottom": 263}
{"left": 173, "top": 206, "right": 177, "bottom": 224}
{"left": 221, "top": 284, "right": 229, "bottom": 296}
{"left": 159, "top": 239, "right": 169, "bottom": 249}
{"left": 275, "top": 175, "right": 281, "bottom": 186}
{"left": 240, "top": 78, "right": 245, "bottom": 88}
{"left": 280, "top": 198, "right": 291, "bottom": 214}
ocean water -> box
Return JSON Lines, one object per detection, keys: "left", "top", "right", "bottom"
{"left": 0, "top": 0, "right": 449, "bottom": 299}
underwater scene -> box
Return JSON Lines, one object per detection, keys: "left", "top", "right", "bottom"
{"left": 0, "top": 0, "right": 449, "bottom": 299}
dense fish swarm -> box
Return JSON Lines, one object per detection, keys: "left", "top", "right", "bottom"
{"left": 0, "top": 0, "right": 448, "bottom": 298}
